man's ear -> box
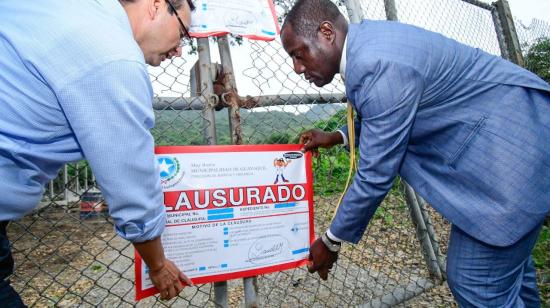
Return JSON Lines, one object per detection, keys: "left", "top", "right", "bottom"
{"left": 319, "top": 21, "right": 335, "bottom": 43}
{"left": 148, "top": 0, "right": 162, "bottom": 19}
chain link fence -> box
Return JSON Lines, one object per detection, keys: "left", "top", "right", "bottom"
{"left": 8, "top": 0, "right": 547, "bottom": 307}
{"left": 516, "top": 17, "right": 550, "bottom": 51}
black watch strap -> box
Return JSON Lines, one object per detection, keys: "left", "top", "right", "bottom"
{"left": 325, "top": 233, "right": 341, "bottom": 245}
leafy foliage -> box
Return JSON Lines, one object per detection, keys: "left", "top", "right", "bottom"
{"left": 524, "top": 38, "right": 550, "bottom": 301}
{"left": 524, "top": 37, "right": 550, "bottom": 83}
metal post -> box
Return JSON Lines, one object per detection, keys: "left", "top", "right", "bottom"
{"left": 49, "top": 180, "right": 54, "bottom": 200}
{"left": 198, "top": 37, "right": 227, "bottom": 307}
{"left": 214, "top": 281, "right": 228, "bottom": 308}
{"left": 344, "top": 0, "right": 364, "bottom": 23}
{"left": 84, "top": 164, "right": 89, "bottom": 191}
{"left": 384, "top": 0, "right": 398, "bottom": 21}
{"left": 414, "top": 192, "right": 446, "bottom": 278}
{"left": 63, "top": 165, "right": 69, "bottom": 202}
{"left": 91, "top": 173, "right": 96, "bottom": 190}
{"left": 75, "top": 163, "right": 80, "bottom": 194}
{"left": 197, "top": 37, "right": 218, "bottom": 145}
{"left": 218, "top": 35, "right": 243, "bottom": 145}
{"left": 492, "top": 0, "right": 524, "bottom": 65}
{"left": 218, "top": 35, "right": 260, "bottom": 307}
{"left": 243, "top": 276, "right": 259, "bottom": 308}
{"left": 491, "top": 6, "right": 510, "bottom": 60}
{"left": 402, "top": 182, "right": 443, "bottom": 281}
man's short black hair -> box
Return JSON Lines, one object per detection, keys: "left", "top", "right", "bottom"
{"left": 282, "top": 0, "right": 343, "bottom": 39}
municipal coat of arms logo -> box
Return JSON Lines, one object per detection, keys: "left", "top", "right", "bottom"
{"left": 158, "top": 156, "right": 184, "bottom": 188}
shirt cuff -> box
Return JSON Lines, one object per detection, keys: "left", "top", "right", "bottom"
{"left": 337, "top": 130, "right": 348, "bottom": 147}
{"left": 115, "top": 208, "right": 166, "bottom": 243}
{"left": 326, "top": 229, "right": 343, "bottom": 243}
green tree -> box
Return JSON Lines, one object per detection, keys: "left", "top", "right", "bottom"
{"left": 524, "top": 37, "right": 550, "bottom": 83}
{"left": 263, "top": 132, "right": 293, "bottom": 144}
{"left": 314, "top": 109, "right": 347, "bottom": 132}
{"left": 522, "top": 38, "right": 550, "bottom": 301}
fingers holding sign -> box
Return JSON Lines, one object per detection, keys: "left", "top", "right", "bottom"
{"left": 299, "top": 129, "right": 344, "bottom": 157}
{"left": 149, "top": 259, "right": 193, "bottom": 301}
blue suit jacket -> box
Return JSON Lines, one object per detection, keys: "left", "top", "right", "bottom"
{"left": 331, "top": 21, "right": 550, "bottom": 247}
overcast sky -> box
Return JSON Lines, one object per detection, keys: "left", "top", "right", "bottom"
{"left": 499, "top": 0, "right": 550, "bottom": 23}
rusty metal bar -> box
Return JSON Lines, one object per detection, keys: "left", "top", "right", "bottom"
{"left": 153, "top": 93, "right": 346, "bottom": 111}
{"left": 218, "top": 35, "right": 244, "bottom": 145}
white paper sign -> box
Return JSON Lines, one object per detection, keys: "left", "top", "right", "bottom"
{"left": 189, "top": 0, "right": 280, "bottom": 40}
{"left": 135, "top": 144, "right": 313, "bottom": 300}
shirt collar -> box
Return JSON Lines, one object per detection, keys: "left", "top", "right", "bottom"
{"left": 339, "top": 35, "right": 348, "bottom": 80}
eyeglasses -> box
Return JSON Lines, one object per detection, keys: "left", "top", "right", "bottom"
{"left": 165, "top": 0, "right": 192, "bottom": 47}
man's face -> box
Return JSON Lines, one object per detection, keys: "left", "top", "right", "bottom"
{"left": 281, "top": 24, "right": 339, "bottom": 87}
{"left": 141, "top": 0, "right": 191, "bottom": 66}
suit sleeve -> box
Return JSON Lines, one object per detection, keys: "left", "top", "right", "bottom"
{"left": 55, "top": 60, "right": 165, "bottom": 243}
{"left": 339, "top": 114, "right": 361, "bottom": 149}
{"left": 330, "top": 61, "right": 424, "bottom": 243}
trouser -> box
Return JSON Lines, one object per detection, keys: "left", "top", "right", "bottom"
{"left": 447, "top": 223, "right": 542, "bottom": 308}
{"left": 274, "top": 174, "right": 288, "bottom": 184}
{"left": 0, "top": 221, "right": 26, "bottom": 307}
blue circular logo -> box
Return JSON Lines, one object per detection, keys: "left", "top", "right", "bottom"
{"left": 158, "top": 157, "right": 178, "bottom": 180}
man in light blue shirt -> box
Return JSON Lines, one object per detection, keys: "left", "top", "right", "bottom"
{"left": 0, "top": 0, "right": 195, "bottom": 304}
{"left": 282, "top": 0, "right": 550, "bottom": 306}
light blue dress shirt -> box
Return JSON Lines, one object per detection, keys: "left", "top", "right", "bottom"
{"left": 0, "top": 0, "right": 165, "bottom": 242}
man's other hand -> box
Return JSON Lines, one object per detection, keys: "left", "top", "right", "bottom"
{"left": 307, "top": 237, "right": 339, "bottom": 280}
{"left": 299, "top": 129, "right": 343, "bottom": 157}
{"left": 149, "top": 259, "right": 193, "bottom": 301}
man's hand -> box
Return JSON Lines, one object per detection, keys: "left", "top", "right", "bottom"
{"left": 133, "top": 237, "right": 193, "bottom": 301}
{"left": 307, "top": 237, "right": 339, "bottom": 280}
{"left": 299, "top": 129, "right": 344, "bottom": 157}
{"left": 148, "top": 259, "right": 193, "bottom": 301}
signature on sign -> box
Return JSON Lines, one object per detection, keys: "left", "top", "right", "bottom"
{"left": 248, "top": 235, "right": 289, "bottom": 264}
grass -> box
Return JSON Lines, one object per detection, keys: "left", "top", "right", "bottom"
{"left": 533, "top": 222, "right": 550, "bottom": 307}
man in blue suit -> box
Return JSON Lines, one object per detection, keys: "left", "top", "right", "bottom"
{"left": 281, "top": 0, "right": 550, "bottom": 306}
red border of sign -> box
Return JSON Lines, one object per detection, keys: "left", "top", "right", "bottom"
{"left": 135, "top": 144, "right": 314, "bottom": 300}
{"left": 188, "top": 0, "right": 281, "bottom": 41}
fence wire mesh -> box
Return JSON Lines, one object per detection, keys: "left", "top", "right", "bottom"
{"left": 516, "top": 18, "right": 550, "bottom": 50}
{"left": 8, "top": 0, "right": 547, "bottom": 307}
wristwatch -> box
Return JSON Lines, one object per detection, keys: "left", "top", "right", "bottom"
{"left": 321, "top": 232, "right": 341, "bottom": 252}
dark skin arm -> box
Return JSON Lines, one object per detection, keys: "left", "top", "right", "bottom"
{"left": 307, "top": 237, "right": 339, "bottom": 280}
{"left": 300, "top": 129, "right": 343, "bottom": 279}
{"left": 133, "top": 237, "right": 193, "bottom": 300}
{"left": 299, "top": 129, "right": 344, "bottom": 157}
